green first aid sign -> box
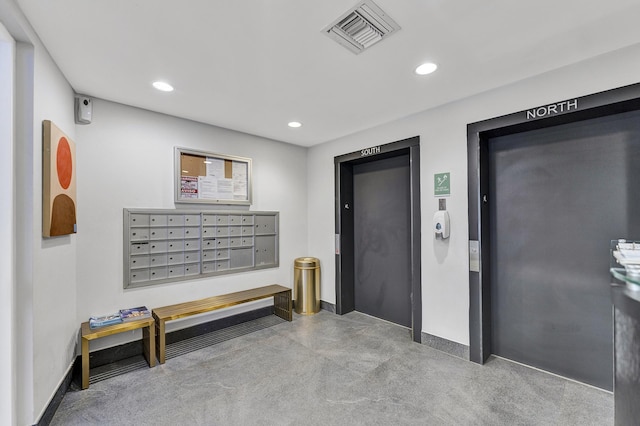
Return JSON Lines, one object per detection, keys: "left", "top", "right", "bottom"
{"left": 434, "top": 172, "right": 450, "bottom": 196}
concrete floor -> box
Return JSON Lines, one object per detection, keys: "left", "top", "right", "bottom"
{"left": 51, "top": 310, "right": 613, "bottom": 425}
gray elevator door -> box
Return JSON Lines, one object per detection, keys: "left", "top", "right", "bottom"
{"left": 353, "top": 155, "right": 411, "bottom": 327}
{"left": 489, "top": 109, "right": 640, "bottom": 390}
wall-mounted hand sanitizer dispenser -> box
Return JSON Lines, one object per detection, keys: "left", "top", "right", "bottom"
{"left": 433, "top": 210, "right": 450, "bottom": 239}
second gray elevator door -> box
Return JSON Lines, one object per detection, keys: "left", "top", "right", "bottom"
{"left": 353, "top": 154, "right": 411, "bottom": 327}
{"left": 489, "top": 109, "right": 640, "bottom": 390}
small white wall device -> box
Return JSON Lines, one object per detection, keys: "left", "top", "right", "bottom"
{"left": 75, "top": 95, "right": 92, "bottom": 124}
{"left": 433, "top": 210, "right": 450, "bottom": 239}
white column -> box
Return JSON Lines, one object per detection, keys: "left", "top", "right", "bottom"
{"left": 0, "top": 21, "right": 16, "bottom": 426}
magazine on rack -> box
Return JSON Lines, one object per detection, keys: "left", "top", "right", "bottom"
{"left": 119, "top": 306, "right": 151, "bottom": 322}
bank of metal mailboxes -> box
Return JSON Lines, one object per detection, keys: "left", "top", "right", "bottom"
{"left": 124, "top": 209, "right": 278, "bottom": 288}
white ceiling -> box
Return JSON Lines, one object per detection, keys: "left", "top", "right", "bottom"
{"left": 15, "top": 0, "right": 640, "bottom": 147}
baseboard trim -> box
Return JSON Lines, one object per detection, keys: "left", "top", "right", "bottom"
{"left": 320, "top": 300, "right": 336, "bottom": 313}
{"left": 36, "top": 362, "right": 74, "bottom": 426}
{"left": 49, "top": 306, "right": 276, "bottom": 410}
{"left": 421, "top": 332, "right": 470, "bottom": 360}
{"left": 66, "top": 306, "right": 274, "bottom": 388}
{"left": 44, "top": 303, "right": 331, "bottom": 423}
{"left": 291, "top": 300, "right": 335, "bottom": 313}
{"left": 165, "top": 306, "right": 274, "bottom": 345}
{"left": 83, "top": 306, "right": 274, "bottom": 370}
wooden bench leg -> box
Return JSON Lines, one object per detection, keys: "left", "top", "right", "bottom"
{"left": 143, "top": 323, "right": 156, "bottom": 367}
{"left": 274, "top": 290, "right": 293, "bottom": 322}
{"left": 155, "top": 317, "right": 166, "bottom": 364}
{"left": 81, "top": 337, "right": 90, "bottom": 390}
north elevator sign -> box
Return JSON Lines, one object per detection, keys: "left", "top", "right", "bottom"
{"left": 526, "top": 99, "right": 578, "bottom": 120}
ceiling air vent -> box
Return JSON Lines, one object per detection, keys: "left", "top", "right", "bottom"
{"left": 323, "top": 0, "right": 400, "bottom": 54}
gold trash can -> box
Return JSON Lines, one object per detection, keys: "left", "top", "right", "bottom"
{"left": 294, "top": 257, "right": 321, "bottom": 315}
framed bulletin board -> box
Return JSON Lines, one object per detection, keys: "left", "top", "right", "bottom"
{"left": 174, "top": 147, "right": 252, "bottom": 205}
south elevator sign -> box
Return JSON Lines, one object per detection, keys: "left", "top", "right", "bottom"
{"left": 360, "top": 146, "right": 381, "bottom": 157}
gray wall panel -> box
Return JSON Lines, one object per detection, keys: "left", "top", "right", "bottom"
{"left": 353, "top": 155, "right": 411, "bottom": 327}
{"left": 488, "top": 109, "right": 640, "bottom": 390}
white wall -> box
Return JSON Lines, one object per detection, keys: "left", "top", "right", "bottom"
{"left": 4, "top": 2, "right": 640, "bottom": 421}
{"left": 0, "top": 20, "right": 16, "bottom": 426}
{"left": 29, "top": 41, "right": 78, "bottom": 422}
{"left": 14, "top": 39, "right": 35, "bottom": 426}
{"left": 308, "top": 43, "right": 640, "bottom": 346}
{"left": 2, "top": 2, "right": 79, "bottom": 423}
{"left": 74, "top": 99, "right": 308, "bottom": 350}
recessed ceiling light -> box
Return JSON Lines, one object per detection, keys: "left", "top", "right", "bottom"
{"left": 415, "top": 62, "right": 438, "bottom": 75}
{"left": 153, "top": 81, "right": 174, "bottom": 92}
{"left": 288, "top": 121, "right": 302, "bottom": 128}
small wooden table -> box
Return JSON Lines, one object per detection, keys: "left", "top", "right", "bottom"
{"left": 80, "top": 317, "right": 156, "bottom": 389}
{"left": 152, "top": 284, "right": 292, "bottom": 364}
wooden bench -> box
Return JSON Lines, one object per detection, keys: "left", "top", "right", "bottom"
{"left": 152, "top": 284, "right": 292, "bottom": 364}
{"left": 80, "top": 317, "right": 155, "bottom": 389}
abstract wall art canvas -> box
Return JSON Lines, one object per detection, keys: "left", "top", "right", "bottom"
{"left": 43, "top": 120, "right": 77, "bottom": 237}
